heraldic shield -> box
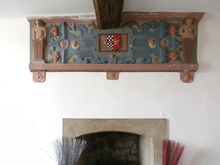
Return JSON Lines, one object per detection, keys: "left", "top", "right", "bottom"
{"left": 107, "top": 35, "right": 120, "bottom": 51}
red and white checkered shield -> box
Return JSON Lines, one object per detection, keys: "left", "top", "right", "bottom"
{"left": 107, "top": 35, "right": 120, "bottom": 51}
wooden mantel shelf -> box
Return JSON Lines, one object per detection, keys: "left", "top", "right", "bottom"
{"left": 29, "top": 63, "right": 198, "bottom": 72}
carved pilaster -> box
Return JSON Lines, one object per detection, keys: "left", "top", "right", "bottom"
{"left": 32, "top": 39, "right": 46, "bottom": 63}
{"left": 179, "top": 17, "right": 197, "bottom": 64}
{"left": 31, "top": 19, "right": 47, "bottom": 63}
{"left": 181, "top": 38, "right": 196, "bottom": 63}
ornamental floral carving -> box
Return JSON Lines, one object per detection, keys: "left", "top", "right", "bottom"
{"left": 165, "top": 23, "right": 181, "bottom": 37}
{"left": 148, "top": 37, "right": 157, "bottom": 48}
{"left": 169, "top": 52, "right": 178, "bottom": 62}
{"left": 71, "top": 39, "right": 79, "bottom": 49}
{"left": 152, "top": 57, "right": 158, "bottom": 63}
{"left": 67, "top": 56, "right": 76, "bottom": 63}
{"left": 170, "top": 26, "right": 177, "bottom": 35}
{"left": 70, "top": 57, "right": 76, "bottom": 62}
{"left": 48, "top": 50, "right": 61, "bottom": 63}
{"left": 160, "top": 40, "right": 167, "bottom": 47}
{"left": 166, "top": 47, "right": 183, "bottom": 63}
{"left": 51, "top": 27, "right": 58, "bottom": 37}
{"left": 48, "top": 24, "right": 62, "bottom": 38}
{"left": 60, "top": 41, "right": 67, "bottom": 48}
{"left": 53, "top": 52, "right": 60, "bottom": 62}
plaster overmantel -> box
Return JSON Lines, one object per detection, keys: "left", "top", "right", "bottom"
{"left": 28, "top": 11, "right": 204, "bottom": 82}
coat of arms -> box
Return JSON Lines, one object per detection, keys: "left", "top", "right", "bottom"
{"left": 107, "top": 35, "right": 120, "bottom": 51}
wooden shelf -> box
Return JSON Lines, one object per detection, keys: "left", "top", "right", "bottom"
{"left": 29, "top": 63, "right": 198, "bottom": 72}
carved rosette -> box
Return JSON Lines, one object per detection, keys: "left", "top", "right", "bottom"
{"left": 33, "top": 72, "right": 46, "bottom": 82}
{"left": 106, "top": 72, "right": 119, "bottom": 80}
{"left": 180, "top": 71, "right": 194, "bottom": 83}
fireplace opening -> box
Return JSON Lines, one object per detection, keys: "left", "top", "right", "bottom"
{"left": 77, "top": 132, "right": 154, "bottom": 165}
{"left": 79, "top": 132, "right": 139, "bottom": 165}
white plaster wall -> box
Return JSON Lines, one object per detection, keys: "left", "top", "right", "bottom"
{"left": 0, "top": 16, "right": 220, "bottom": 165}
{"left": 0, "top": 0, "right": 219, "bottom": 18}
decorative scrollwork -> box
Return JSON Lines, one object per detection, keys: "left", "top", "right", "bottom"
{"left": 47, "top": 21, "right": 182, "bottom": 64}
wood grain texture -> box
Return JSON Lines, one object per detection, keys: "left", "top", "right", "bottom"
{"left": 92, "top": 0, "right": 124, "bottom": 29}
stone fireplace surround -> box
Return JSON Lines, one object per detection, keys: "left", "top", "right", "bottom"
{"left": 63, "top": 119, "right": 168, "bottom": 165}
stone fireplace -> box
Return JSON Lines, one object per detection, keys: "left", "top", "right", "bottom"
{"left": 63, "top": 119, "right": 168, "bottom": 165}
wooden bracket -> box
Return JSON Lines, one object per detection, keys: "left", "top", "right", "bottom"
{"left": 33, "top": 72, "right": 46, "bottom": 82}
{"left": 106, "top": 72, "right": 119, "bottom": 80}
{"left": 180, "top": 71, "right": 194, "bottom": 83}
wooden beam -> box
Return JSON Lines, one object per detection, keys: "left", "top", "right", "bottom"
{"left": 92, "top": 0, "right": 124, "bottom": 29}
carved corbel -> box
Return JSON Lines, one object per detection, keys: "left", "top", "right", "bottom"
{"left": 106, "top": 72, "right": 119, "bottom": 80}
{"left": 180, "top": 71, "right": 194, "bottom": 83}
{"left": 33, "top": 72, "right": 46, "bottom": 82}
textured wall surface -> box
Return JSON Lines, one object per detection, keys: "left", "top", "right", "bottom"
{"left": 0, "top": 16, "right": 220, "bottom": 165}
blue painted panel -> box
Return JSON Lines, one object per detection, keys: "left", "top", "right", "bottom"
{"left": 47, "top": 21, "right": 183, "bottom": 64}
{"left": 48, "top": 22, "right": 93, "bottom": 63}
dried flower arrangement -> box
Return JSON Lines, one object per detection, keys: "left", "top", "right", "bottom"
{"left": 162, "top": 140, "right": 185, "bottom": 165}
{"left": 51, "top": 137, "right": 88, "bottom": 165}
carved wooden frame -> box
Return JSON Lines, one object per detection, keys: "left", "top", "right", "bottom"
{"left": 28, "top": 12, "right": 204, "bottom": 83}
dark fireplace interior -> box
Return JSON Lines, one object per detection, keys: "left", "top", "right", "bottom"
{"left": 78, "top": 132, "right": 140, "bottom": 165}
